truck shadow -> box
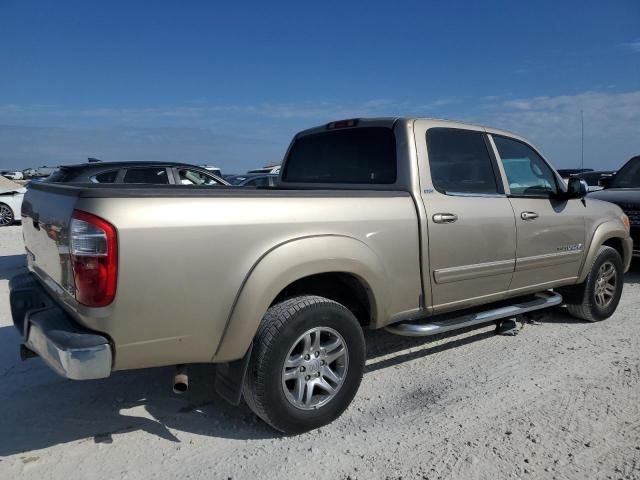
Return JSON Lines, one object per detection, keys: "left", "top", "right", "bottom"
{"left": 0, "top": 322, "right": 503, "bottom": 456}
{"left": 0, "top": 324, "right": 278, "bottom": 457}
{"left": 0, "top": 254, "right": 26, "bottom": 280}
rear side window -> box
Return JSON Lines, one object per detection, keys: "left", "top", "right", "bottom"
{"left": 283, "top": 127, "right": 396, "bottom": 184}
{"left": 122, "top": 168, "right": 169, "bottom": 184}
{"left": 93, "top": 170, "right": 119, "bottom": 183}
{"left": 426, "top": 128, "right": 499, "bottom": 195}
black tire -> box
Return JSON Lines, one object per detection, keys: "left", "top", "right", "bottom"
{"left": 243, "top": 295, "right": 365, "bottom": 434}
{"left": 563, "top": 246, "right": 624, "bottom": 322}
{"left": 0, "top": 202, "right": 14, "bottom": 227}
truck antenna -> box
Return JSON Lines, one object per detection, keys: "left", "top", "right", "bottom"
{"left": 580, "top": 110, "right": 584, "bottom": 170}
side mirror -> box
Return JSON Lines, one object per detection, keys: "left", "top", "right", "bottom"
{"left": 566, "top": 177, "right": 588, "bottom": 199}
{"left": 599, "top": 174, "right": 614, "bottom": 188}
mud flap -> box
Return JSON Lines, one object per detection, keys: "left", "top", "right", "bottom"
{"left": 215, "top": 343, "right": 253, "bottom": 406}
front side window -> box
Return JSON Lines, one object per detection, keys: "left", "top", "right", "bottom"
{"left": 122, "top": 167, "right": 170, "bottom": 184}
{"left": 493, "top": 136, "right": 557, "bottom": 197}
{"left": 426, "top": 128, "right": 499, "bottom": 195}
{"left": 177, "top": 168, "right": 221, "bottom": 185}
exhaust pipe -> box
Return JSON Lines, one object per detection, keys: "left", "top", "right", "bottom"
{"left": 173, "top": 364, "right": 188, "bottom": 394}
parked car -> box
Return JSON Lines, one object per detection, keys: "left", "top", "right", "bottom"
{"left": 23, "top": 166, "right": 57, "bottom": 178}
{"left": 2, "top": 170, "right": 24, "bottom": 180}
{"left": 0, "top": 177, "right": 26, "bottom": 226}
{"left": 226, "top": 173, "right": 278, "bottom": 187}
{"left": 570, "top": 170, "right": 615, "bottom": 192}
{"left": 44, "top": 161, "right": 229, "bottom": 186}
{"left": 589, "top": 155, "right": 640, "bottom": 257}
{"left": 12, "top": 117, "right": 632, "bottom": 434}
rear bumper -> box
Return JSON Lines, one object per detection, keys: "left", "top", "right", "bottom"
{"left": 9, "top": 273, "right": 113, "bottom": 380}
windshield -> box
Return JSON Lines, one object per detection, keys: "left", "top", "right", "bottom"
{"left": 611, "top": 157, "right": 640, "bottom": 188}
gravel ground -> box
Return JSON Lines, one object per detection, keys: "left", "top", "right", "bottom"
{"left": 0, "top": 224, "right": 639, "bottom": 480}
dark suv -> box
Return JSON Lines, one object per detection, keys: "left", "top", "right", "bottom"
{"left": 589, "top": 155, "right": 640, "bottom": 257}
{"left": 45, "top": 161, "right": 229, "bottom": 186}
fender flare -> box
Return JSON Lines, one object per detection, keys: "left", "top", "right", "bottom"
{"left": 577, "top": 220, "right": 632, "bottom": 283}
{"left": 213, "top": 235, "right": 387, "bottom": 362}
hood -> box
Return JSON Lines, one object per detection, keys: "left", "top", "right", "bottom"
{"left": 587, "top": 188, "right": 640, "bottom": 205}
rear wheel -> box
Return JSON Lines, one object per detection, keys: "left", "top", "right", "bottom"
{"left": 564, "top": 246, "right": 624, "bottom": 322}
{"left": 0, "top": 203, "right": 14, "bottom": 226}
{"left": 243, "top": 295, "right": 365, "bottom": 434}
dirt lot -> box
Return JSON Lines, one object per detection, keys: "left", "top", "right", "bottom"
{"left": 0, "top": 224, "right": 638, "bottom": 480}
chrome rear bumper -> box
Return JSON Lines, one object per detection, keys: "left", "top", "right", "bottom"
{"left": 10, "top": 273, "right": 113, "bottom": 380}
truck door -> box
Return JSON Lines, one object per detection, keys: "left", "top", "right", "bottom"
{"left": 488, "top": 134, "right": 586, "bottom": 291}
{"left": 414, "top": 121, "right": 517, "bottom": 313}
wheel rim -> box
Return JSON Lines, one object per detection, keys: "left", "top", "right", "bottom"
{"left": 281, "top": 326, "right": 349, "bottom": 410}
{"left": 0, "top": 204, "right": 13, "bottom": 226}
{"left": 594, "top": 261, "right": 617, "bottom": 308}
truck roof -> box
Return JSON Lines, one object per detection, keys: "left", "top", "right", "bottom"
{"left": 295, "top": 117, "right": 522, "bottom": 141}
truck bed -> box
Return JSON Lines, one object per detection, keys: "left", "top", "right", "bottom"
{"left": 21, "top": 182, "right": 422, "bottom": 369}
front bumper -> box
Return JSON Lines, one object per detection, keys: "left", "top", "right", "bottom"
{"left": 9, "top": 273, "right": 113, "bottom": 380}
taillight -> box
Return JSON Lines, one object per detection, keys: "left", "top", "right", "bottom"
{"left": 70, "top": 210, "right": 118, "bottom": 307}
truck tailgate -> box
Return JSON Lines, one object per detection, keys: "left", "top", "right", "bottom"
{"left": 21, "top": 184, "right": 79, "bottom": 296}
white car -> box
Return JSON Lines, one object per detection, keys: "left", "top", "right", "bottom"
{"left": 0, "top": 182, "right": 25, "bottom": 226}
{"left": 2, "top": 170, "right": 24, "bottom": 180}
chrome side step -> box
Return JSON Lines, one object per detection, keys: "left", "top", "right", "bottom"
{"left": 385, "top": 291, "right": 563, "bottom": 337}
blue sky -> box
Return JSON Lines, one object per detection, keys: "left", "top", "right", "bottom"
{"left": 0, "top": 0, "right": 639, "bottom": 172}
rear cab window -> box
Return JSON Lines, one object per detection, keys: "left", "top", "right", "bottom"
{"left": 282, "top": 127, "right": 397, "bottom": 184}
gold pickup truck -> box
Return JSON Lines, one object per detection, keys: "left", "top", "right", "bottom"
{"left": 10, "top": 117, "right": 632, "bottom": 433}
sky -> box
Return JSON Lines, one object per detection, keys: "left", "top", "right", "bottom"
{"left": 0, "top": 0, "right": 639, "bottom": 173}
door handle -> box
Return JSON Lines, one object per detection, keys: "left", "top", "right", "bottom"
{"left": 521, "top": 211, "right": 539, "bottom": 221}
{"left": 432, "top": 213, "right": 458, "bottom": 224}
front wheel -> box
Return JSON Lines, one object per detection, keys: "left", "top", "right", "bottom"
{"left": 243, "top": 295, "right": 365, "bottom": 434}
{"left": 0, "top": 203, "right": 14, "bottom": 227}
{"left": 564, "top": 246, "right": 624, "bottom": 322}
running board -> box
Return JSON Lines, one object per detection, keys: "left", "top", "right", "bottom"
{"left": 385, "top": 291, "right": 563, "bottom": 337}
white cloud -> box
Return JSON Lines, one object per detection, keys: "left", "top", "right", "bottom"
{"left": 0, "top": 91, "right": 638, "bottom": 171}
{"left": 475, "top": 90, "right": 640, "bottom": 169}
{"left": 622, "top": 41, "right": 640, "bottom": 53}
